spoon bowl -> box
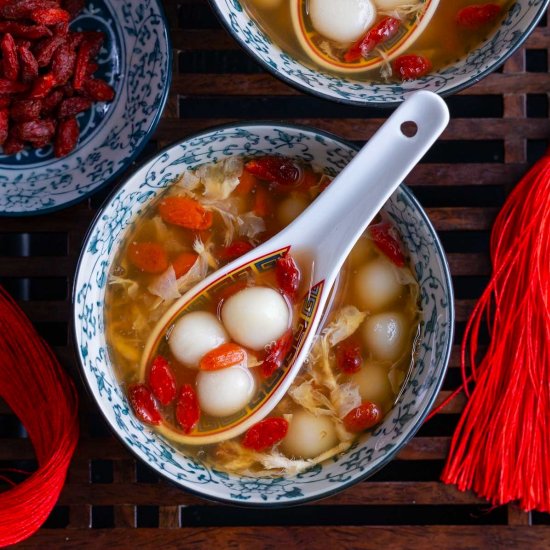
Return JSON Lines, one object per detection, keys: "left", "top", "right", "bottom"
{"left": 139, "top": 90, "right": 449, "bottom": 445}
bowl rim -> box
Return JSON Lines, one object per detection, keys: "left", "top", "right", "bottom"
{"left": 207, "top": 0, "right": 550, "bottom": 108}
{"left": 0, "top": 0, "right": 173, "bottom": 218}
{"left": 73, "top": 120, "right": 455, "bottom": 507}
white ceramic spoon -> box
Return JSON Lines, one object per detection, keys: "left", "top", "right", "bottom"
{"left": 141, "top": 90, "right": 449, "bottom": 445}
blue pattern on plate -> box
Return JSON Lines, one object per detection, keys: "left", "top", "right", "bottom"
{"left": 0, "top": 0, "right": 171, "bottom": 216}
{"left": 73, "top": 123, "right": 454, "bottom": 506}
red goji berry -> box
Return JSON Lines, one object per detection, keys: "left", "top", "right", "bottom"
{"left": 52, "top": 43, "right": 76, "bottom": 85}
{"left": 54, "top": 116, "right": 79, "bottom": 157}
{"left": 0, "top": 97, "right": 11, "bottom": 109}
{"left": 0, "top": 79, "right": 28, "bottom": 94}
{"left": 368, "top": 222, "right": 406, "bottom": 267}
{"left": 261, "top": 329, "right": 293, "bottom": 378}
{"left": 82, "top": 77, "right": 115, "bottom": 101}
{"left": 0, "top": 1, "right": 59, "bottom": 20}
{"left": 18, "top": 45, "right": 38, "bottom": 82}
{"left": 0, "top": 108, "right": 9, "bottom": 145}
{"left": 57, "top": 96, "right": 91, "bottom": 118}
{"left": 219, "top": 240, "right": 253, "bottom": 261}
{"left": 335, "top": 337, "right": 362, "bottom": 374}
{"left": 1, "top": 33, "right": 19, "bottom": 81}
{"left": 41, "top": 89, "right": 63, "bottom": 115}
{"left": 148, "top": 355, "right": 177, "bottom": 406}
{"left": 175, "top": 384, "right": 200, "bottom": 434}
{"left": 72, "top": 40, "right": 92, "bottom": 90}
{"left": 200, "top": 343, "right": 247, "bottom": 371}
{"left": 66, "top": 31, "right": 84, "bottom": 50}
{"left": 343, "top": 402, "right": 382, "bottom": 433}
{"left": 456, "top": 4, "right": 501, "bottom": 29}
{"left": 86, "top": 61, "right": 98, "bottom": 76}
{"left": 393, "top": 54, "right": 432, "bottom": 81}
{"left": 80, "top": 31, "right": 104, "bottom": 56}
{"left": 242, "top": 417, "right": 289, "bottom": 451}
{"left": 30, "top": 7, "right": 70, "bottom": 25}
{"left": 245, "top": 156, "right": 303, "bottom": 187}
{"left": 128, "top": 384, "right": 162, "bottom": 425}
{"left": 0, "top": 22, "right": 51, "bottom": 40}
{"left": 34, "top": 34, "right": 65, "bottom": 68}
{"left": 29, "top": 73, "right": 57, "bottom": 98}
{"left": 11, "top": 98, "right": 42, "bottom": 121}
{"left": 2, "top": 133, "right": 24, "bottom": 154}
{"left": 14, "top": 119, "right": 55, "bottom": 143}
{"left": 345, "top": 16, "right": 400, "bottom": 62}
{"left": 62, "top": 0, "right": 85, "bottom": 18}
{"left": 275, "top": 252, "right": 300, "bottom": 300}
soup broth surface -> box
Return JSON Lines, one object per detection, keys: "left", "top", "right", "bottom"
{"left": 105, "top": 155, "right": 421, "bottom": 476}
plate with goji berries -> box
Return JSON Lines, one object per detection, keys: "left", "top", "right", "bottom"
{"left": 0, "top": 0, "right": 171, "bottom": 215}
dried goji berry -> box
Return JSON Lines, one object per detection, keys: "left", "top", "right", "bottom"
{"left": 345, "top": 16, "right": 400, "bottom": 62}
{"left": 128, "top": 384, "right": 162, "bottom": 425}
{"left": 29, "top": 73, "right": 57, "bottom": 98}
{"left": 0, "top": 22, "right": 51, "bottom": 40}
{"left": 343, "top": 402, "right": 382, "bottom": 433}
{"left": 52, "top": 43, "right": 76, "bottom": 85}
{"left": 66, "top": 31, "right": 83, "bottom": 50}
{"left": 10, "top": 98, "right": 41, "bottom": 121}
{"left": 79, "top": 31, "right": 104, "bottom": 56}
{"left": 18, "top": 45, "right": 38, "bottom": 82}
{"left": 393, "top": 54, "right": 432, "bottom": 81}
{"left": 199, "top": 343, "right": 247, "bottom": 371}
{"left": 14, "top": 119, "right": 55, "bottom": 142}
{"left": 261, "top": 329, "right": 293, "bottom": 378}
{"left": 72, "top": 40, "right": 92, "bottom": 90}
{"left": 41, "top": 89, "right": 63, "bottom": 114}
{"left": 171, "top": 251, "right": 198, "bottom": 278}
{"left": 275, "top": 252, "right": 300, "bottom": 300}
{"left": 0, "top": 108, "right": 8, "bottom": 145}
{"left": 235, "top": 169, "right": 257, "bottom": 195}
{"left": 57, "top": 96, "right": 91, "bottom": 118}
{"left": 335, "top": 337, "right": 362, "bottom": 374}
{"left": 0, "top": 97, "right": 11, "bottom": 109}
{"left": 219, "top": 240, "right": 253, "bottom": 261}
{"left": 368, "top": 222, "right": 406, "bottom": 267}
{"left": 456, "top": 4, "right": 501, "bottom": 29}
{"left": 54, "top": 116, "right": 78, "bottom": 157}
{"left": 127, "top": 241, "right": 169, "bottom": 273}
{"left": 242, "top": 417, "right": 289, "bottom": 451}
{"left": 245, "top": 156, "right": 303, "bottom": 187}
{"left": 86, "top": 61, "right": 98, "bottom": 76}
{"left": 2, "top": 136, "right": 23, "bottom": 154}
{"left": 82, "top": 77, "right": 115, "bottom": 101}
{"left": 0, "top": 1, "right": 59, "bottom": 20}
{"left": 148, "top": 355, "right": 177, "bottom": 406}
{"left": 62, "top": 0, "right": 84, "bottom": 18}
{"left": 0, "top": 79, "right": 27, "bottom": 94}
{"left": 34, "top": 34, "right": 65, "bottom": 68}
{"left": 30, "top": 7, "right": 70, "bottom": 25}
{"left": 1, "top": 33, "right": 19, "bottom": 81}
{"left": 176, "top": 384, "right": 200, "bottom": 434}
{"left": 158, "top": 196, "right": 213, "bottom": 230}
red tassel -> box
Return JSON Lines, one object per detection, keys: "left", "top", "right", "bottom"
{"left": 0, "top": 286, "right": 79, "bottom": 546}
{"left": 433, "top": 150, "right": 550, "bottom": 512}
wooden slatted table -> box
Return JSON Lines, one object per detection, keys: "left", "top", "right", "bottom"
{"left": 1, "top": 1, "right": 549, "bottom": 547}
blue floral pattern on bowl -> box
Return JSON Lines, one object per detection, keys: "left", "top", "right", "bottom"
{"left": 0, "top": 0, "right": 171, "bottom": 216}
{"left": 73, "top": 123, "right": 454, "bottom": 505}
{"left": 208, "top": 0, "right": 548, "bottom": 106}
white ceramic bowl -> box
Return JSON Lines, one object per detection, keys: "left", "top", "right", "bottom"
{"left": 209, "top": 0, "right": 548, "bottom": 105}
{"left": 73, "top": 123, "right": 454, "bottom": 505}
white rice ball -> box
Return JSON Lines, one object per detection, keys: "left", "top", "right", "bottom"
{"left": 348, "top": 361, "right": 394, "bottom": 410}
{"left": 362, "top": 312, "right": 408, "bottom": 361}
{"left": 354, "top": 258, "right": 403, "bottom": 311}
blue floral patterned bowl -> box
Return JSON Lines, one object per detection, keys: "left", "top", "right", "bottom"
{"left": 0, "top": 0, "right": 171, "bottom": 216}
{"left": 209, "top": 0, "right": 548, "bottom": 106}
{"left": 73, "top": 123, "right": 454, "bottom": 505}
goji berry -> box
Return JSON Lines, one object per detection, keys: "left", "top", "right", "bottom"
{"left": 34, "top": 34, "right": 65, "bottom": 68}
{"left": 58, "top": 96, "right": 91, "bottom": 118}
{"left": 0, "top": 79, "right": 27, "bottom": 94}
{"left": 127, "top": 241, "right": 169, "bottom": 273}
{"left": 345, "top": 16, "right": 400, "bottom": 62}
{"left": 0, "top": 97, "right": 11, "bottom": 108}
{"left": 2, "top": 132, "right": 23, "bottom": 154}
{"left": 18, "top": 45, "right": 38, "bottom": 82}
{"left": 172, "top": 251, "right": 198, "bottom": 278}
{"left": 175, "top": 384, "right": 200, "bottom": 434}
{"left": 80, "top": 31, "right": 104, "bottom": 56}
{"left": 393, "top": 54, "right": 432, "bottom": 81}
{"left": 66, "top": 31, "right": 83, "bottom": 50}
{"left": 128, "top": 384, "right": 162, "bottom": 425}
{"left": 41, "top": 89, "right": 63, "bottom": 115}
{"left": 235, "top": 169, "right": 257, "bottom": 195}
{"left": 29, "top": 72, "right": 57, "bottom": 98}
{"left": 86, "top": 61, "right": 98, "bottom": 76}
{"left": 82, "top": 77, "right": 115, "bottom": 101}
{"left": 148, "top": 355, "right": 177, "bottom": 406}
{"left": 343, "top": 402, "right": 382, "bottom": 433}
{"left": 14, "top": 119, "right": 55, "bottom": 143}
{"left": 54, "top": 116, "right": 78, "bottom": 157}
{"left": 456, "top": 4, "right": 501, "bottom": 29}
{"left": 0, "top": 1, "right": 59, "bottom": 20}
{"left": 245, "top": 156, "right": 303, "bottom": 187}
{"left": 0, "top": 22, "right": 51, "bottom": 40}
{"left": 261, "top": 329, "right": 293, "bottom": 378}
{"left": 335, "top": 338, "right": 362, "bottom": 374}
{"left": 275, "top": 252, "right": 300, "bottom": 300}
{"left": 0, "top": 108, "right": 8, "bottom": 145}
{"left": 11, "top": 98, "right": 41, "bottom": 121}
{"left": 1, "top": 33, "right": 19, "bottom": 81}
{"left": 52, "top": 43, "right": 76, "bottom": 85}
{"left": 368, "top": 222, "right": 406, "bottom": 267}
{"left": 72, "top": 40, "right": 92, "bottom": 90}
{"left": 219, "top": 240, "right": 253, "bottom": 261}
{"left": 199, "top": 343, "right": 247, "bottom": 371}
{"left": 158, "top": 196, "right": 213, "bottom": 230}
{"left": 30, "top": 7, "right": 70, "bottom": 25}
{"left": 242, "top": 417, "right": 289, "bottom": 451}
{"left": 62, "top": 0, "right": 84, "bottom": 18}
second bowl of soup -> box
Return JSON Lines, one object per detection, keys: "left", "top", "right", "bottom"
{"left": 74, "top": 122, "right": 454, "bottom": 505}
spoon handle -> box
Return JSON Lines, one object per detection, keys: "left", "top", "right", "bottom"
{"left": 276, "top": 90, "right": 449, "bottom": 287}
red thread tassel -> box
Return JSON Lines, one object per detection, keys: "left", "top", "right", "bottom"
{"left": 0, "top": 286, "right": 79, "bottom": 546}
{"left": 438, "top": 149, "right": 550, "bottom": 512}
